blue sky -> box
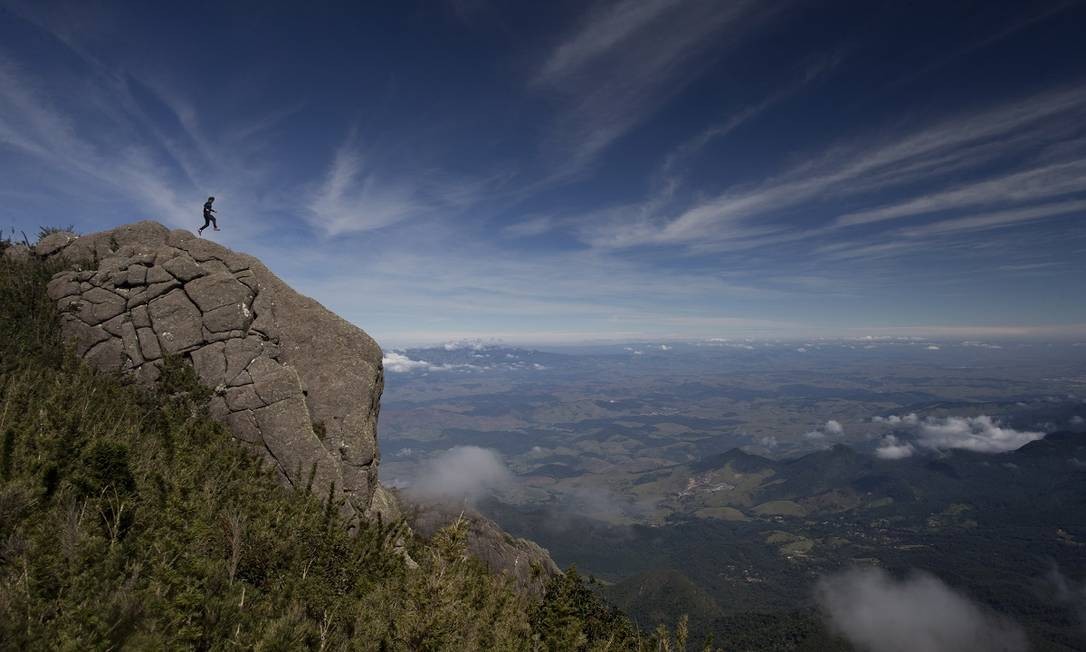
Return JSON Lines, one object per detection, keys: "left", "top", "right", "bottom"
{"left": 2, "top": 1, "right": 1085, "bottom": 347}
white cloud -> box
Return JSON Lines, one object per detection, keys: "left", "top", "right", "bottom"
{"left": 382, "top": 352, "right": 436, "bottom": 373}
{"left": 406, "top": 446, "right": 513, "bottom": 503}
{"left": 804, "top": 420, "right": 844, "bottom": 440}
{"left": 873, "top": 413, "right": 920, "bottom": 426}
{"left": 381, "top": 347, "right": 550, "bottom": 374}
{"left": 875, "top": 435, "right": 916, "bottom": 460}
{"left": 816, "top": 567, "right": 1027, "bottom": 652}
{"left": 961, "top": 340, "right": 1003, "bottom": 349}
{"left": 381, "top": 351, "right": 485, "bottom": 373}
{"left": 873, "top": 414, "right": 1044, "bottom": 454}
{"left": 926, "top": 345, "right": 941, "bottom": 350}
{"left": 443, "top": 339, "right": 490, "bottom": 351}
{"left": 917, "top": 415, "right": 1044, "bottom": 453}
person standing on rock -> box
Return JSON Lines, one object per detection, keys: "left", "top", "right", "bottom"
{"left": 198, "top": 196, "right": 220, "bottom": 235}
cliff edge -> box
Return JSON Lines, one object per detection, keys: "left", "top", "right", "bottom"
{"left": 34, "top": 221, "right": 393, "bottom": 521}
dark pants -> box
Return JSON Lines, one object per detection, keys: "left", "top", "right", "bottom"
{"left": 200, "top": 214, "right": 217, "bottom": 230}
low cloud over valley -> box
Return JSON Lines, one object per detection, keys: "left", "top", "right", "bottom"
{"left": 405, "top": 446, "right": 514, "bottom": 504}
{"left": 817, "top": 568, "right": 1027, "bottom": 652}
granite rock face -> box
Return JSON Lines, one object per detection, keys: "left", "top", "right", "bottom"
{"left": 37, "top": 221, "right": 387, "bottom": 521}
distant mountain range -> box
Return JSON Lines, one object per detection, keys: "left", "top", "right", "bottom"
{"left": 629, "top": 431, "right": 1086, "bottom": 525}
{"left": 487, "top": 431, "right": 1086, "bottom": 650}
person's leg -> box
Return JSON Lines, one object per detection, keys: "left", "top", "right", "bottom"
{"left": 198, "top": 215, "right": 211, "bottom": 233}
{"left": 211, "top": 215, "right": 219, "bottom": 230}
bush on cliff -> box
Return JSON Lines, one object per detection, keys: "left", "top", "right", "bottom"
{"left": 0, "top": 244, "right": 695, "bottom": 650}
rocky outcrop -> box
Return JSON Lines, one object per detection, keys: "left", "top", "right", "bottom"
{"left": 36, "top": 222, "right": 388, "bottom": 521}
{"left": 2, "top": 242, "right": 31, "bottom": 262}
{"left": 405, "top": 498, "right": 561, "bottom": 596}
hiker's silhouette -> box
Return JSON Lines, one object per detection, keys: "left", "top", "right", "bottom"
{"left": 199, "top": 196, "right": 219, "bottom": 235}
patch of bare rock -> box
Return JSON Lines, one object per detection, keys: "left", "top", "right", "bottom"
{"left": 36, "top": 222, "right": 392, "bottom": 522}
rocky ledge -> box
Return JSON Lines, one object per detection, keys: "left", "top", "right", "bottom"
{"left": 35, "top": 221, "right": 395, "bottom": 522}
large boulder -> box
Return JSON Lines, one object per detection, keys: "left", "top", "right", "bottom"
{"left": 37, "top": 221, "right": 387, "bottom": 522}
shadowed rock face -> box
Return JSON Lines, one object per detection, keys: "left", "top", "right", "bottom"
{"left": 37, "top": 221, "right": 391, "bottom": 521}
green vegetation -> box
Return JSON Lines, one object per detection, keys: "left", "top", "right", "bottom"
{"left": 692, "top": 507, "right": 747, "bottom": 521}
{"left": 0, "top": 246, "right": 693, "bottom": 650}
{"left": 750, "top": 501, "right": 806, "bottom": 517}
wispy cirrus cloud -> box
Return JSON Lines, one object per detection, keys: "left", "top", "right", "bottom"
{"left": 577, "top": 84, "right": 1086, "bottom": 251}
{"left": 501, "top": 215, "right": 559, "bottom": 238}
{"left": 534, "top": 0, "right": 777, "bottom": 167}
{"left": 3, "top": 2, "right": 1083, "bottom": 345}
{"left": 307, "top": 143, "right": 430, "bottom": 236}
{"left": 835, "top": 159, "right": 1086, "bottom": 227}
{"left": 898, "top": 199, "right": 1086, "bottom": 237}
{"left": 307, "top": 135, "right": 507, "bottom": 236}
{"left": 0, "top": 31, "right": 302, "bottom": 240}
{"left": 0, "top": 55, "right": 195, "bottom": 225}
{"left": 537, "top": 0, "right": 679, "bottom": 82}
{"left": 659, "top": 53, "right": 843, "bottom": 178}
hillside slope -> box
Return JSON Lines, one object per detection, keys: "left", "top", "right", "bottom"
{"left": 0, "top": 233, "right": 661, "bottom": 650}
